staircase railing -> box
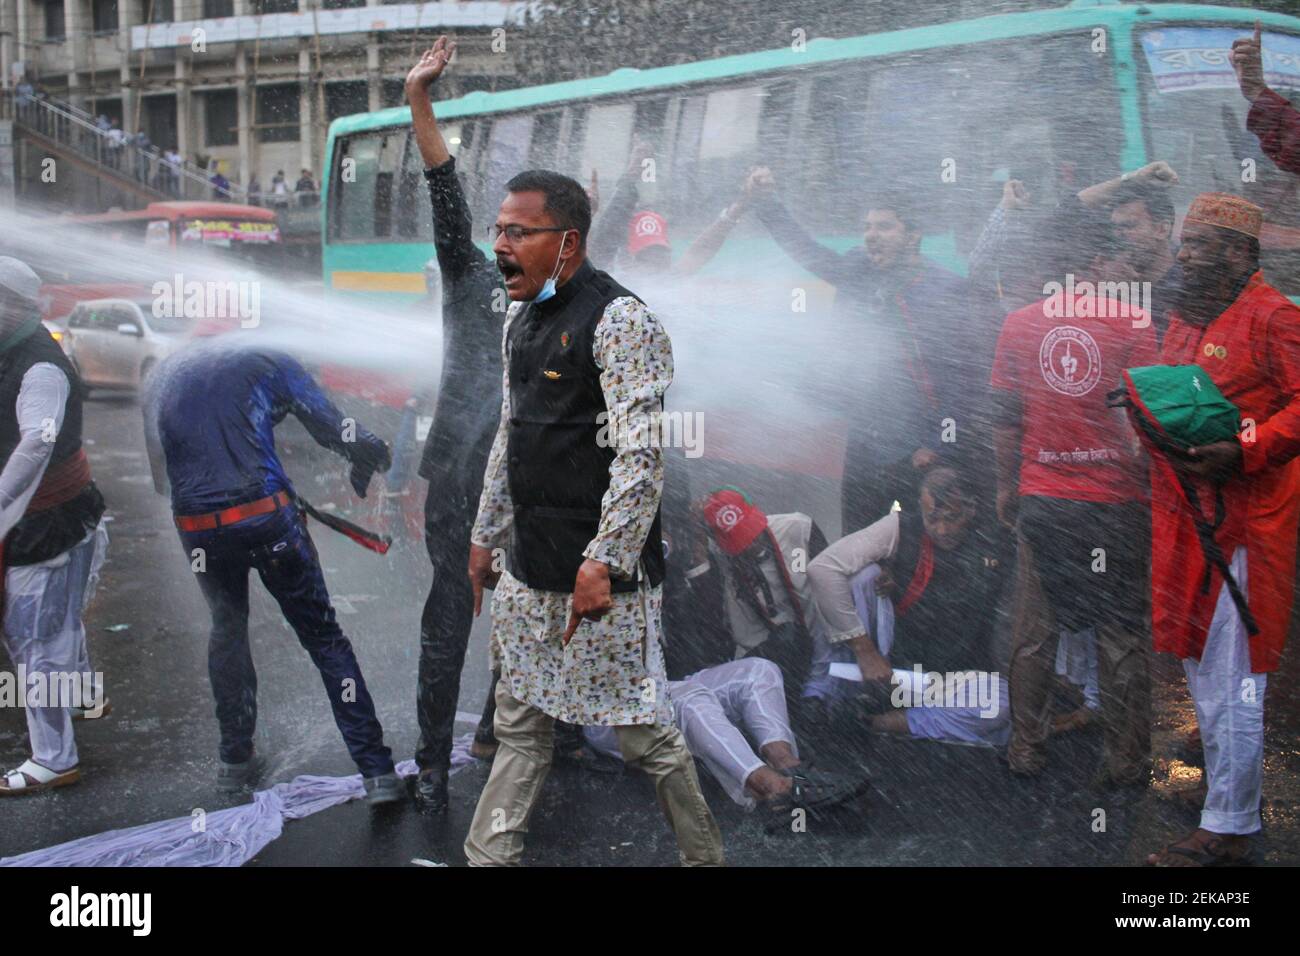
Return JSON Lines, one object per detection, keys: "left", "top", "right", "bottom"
{"left": 1, "top": 88, "right": 249, "bottom": 204}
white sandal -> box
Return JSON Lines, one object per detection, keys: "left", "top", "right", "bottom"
{"left": 0, "top": 759, "right": 80, "bottom": 796}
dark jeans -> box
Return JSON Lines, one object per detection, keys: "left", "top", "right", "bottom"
{"left": 180, "top": 506, "right": 394, "bottom": 777}
{"left": 416, "top": 513, "right": 497, "bottom": 773}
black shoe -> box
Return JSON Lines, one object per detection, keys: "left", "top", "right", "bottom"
{"left": 412, "top": 769, "right": 448, "bottom": 813}
{"left": 764, "top": 766, "right": 872, "bottom": 817}
{"left": 216, "top": 753, "right": 265, "bottom": 793}
{"left": 364, "top": 771, "right": 405, "bottom": 806}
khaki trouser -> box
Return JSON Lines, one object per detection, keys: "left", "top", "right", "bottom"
{"left": 464, "top": 680, "right": 725, "bottom": 866}
{"left": 1007, "top": 532, "right": 1151, "bottom": 783}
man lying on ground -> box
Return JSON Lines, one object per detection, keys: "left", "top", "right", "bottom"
{"left": 583, "top": 657, "right": 869, "bottom": 815}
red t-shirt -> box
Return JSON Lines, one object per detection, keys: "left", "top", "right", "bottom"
{"left": 991, "top": 292, "right": 1157, "bottom": 504}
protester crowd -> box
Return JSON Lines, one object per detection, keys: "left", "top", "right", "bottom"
{"left": 1, "top": 29, "right": 1299, "bottom": 870}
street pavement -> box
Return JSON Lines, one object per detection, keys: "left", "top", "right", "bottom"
{"left": 2, "top": 391, "right": 1298, "bottom": 866}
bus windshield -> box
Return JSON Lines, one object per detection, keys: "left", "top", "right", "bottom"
{"left": 1140, "top": 26, "right": 1300, "bottom": 294}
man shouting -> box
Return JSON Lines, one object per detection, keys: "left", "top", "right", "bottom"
{"left": 463, "top": 169, "right": 724, "bottom": 866}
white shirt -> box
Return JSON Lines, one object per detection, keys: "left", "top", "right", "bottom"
{"left": 0, "top": 363, "right": 70, "bottom": 541}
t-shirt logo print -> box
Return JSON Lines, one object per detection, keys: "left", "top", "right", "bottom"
{"left": 1039, "top": 326, "right": 1102, "bottom": 397}
{"left": 713, "top": 504, "right": 744, "bottom": 531}
{"left": 634, "top": 215, "right": 661, "bottom": 237}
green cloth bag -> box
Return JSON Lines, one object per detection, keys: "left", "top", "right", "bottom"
{"left": 1108, "top": 363, "right": 1258, "bottom": 635}
{"left": 1117, "top": 364, "right": 1240, "bottom": 451}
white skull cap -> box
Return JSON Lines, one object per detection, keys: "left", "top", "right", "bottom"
{"left": 0, "top": 257, "right": 41, "bottom": 302}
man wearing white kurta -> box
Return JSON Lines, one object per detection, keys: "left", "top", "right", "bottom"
{"left": 464, "top": 170, "right": 722, "bottom": 865}
{"left": 0, "top": 258, "right": 109, "bottom": 795}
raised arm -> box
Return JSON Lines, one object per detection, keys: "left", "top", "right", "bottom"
{"left": 588, "top": 144, "right": 652, "bottom": 266}
{"left": 1076, "top": 161, "right": 1179, "bottom": 208}
{"left": 407, "top": 37, "right": 487, "bottom": 281}
{"left": 1231, "top": 19, "right": 1300, "bottom": 173}
{"left": 748, "top": 167, "right": 861, "bottom": 288}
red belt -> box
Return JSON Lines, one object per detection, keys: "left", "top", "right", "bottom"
{"left": 174, "top": 491, "right": 292, "bottom": 532}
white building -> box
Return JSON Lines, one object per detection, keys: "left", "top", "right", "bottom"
{"left": 0, "top": 1, "right": 524, "bottom": 198}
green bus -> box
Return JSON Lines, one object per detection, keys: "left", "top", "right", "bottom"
{"left": 321, "top": 0, "right": 1300, "bottom": 307}
{"left": 318, "top": 0, "right": 1300, "bottom": 537}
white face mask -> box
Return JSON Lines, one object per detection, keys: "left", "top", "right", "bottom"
{"left": 532, "top": 232, "right": 571, "bottom": 303}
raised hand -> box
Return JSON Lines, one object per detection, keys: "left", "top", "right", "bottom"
{"left": 1231, "top": 21, "right": 1267, "bottom": 102}
{"left": 406, "top": 35, "right": 457, "bottom": 98}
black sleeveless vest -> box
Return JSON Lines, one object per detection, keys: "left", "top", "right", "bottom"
{"left": 0, "top": 325, "right": 105, "bottom": 565}
{"left": 504, "top": 260, "right": 665, "bottom": 593}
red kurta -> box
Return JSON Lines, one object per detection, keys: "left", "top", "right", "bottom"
{"left": 1154, "top": 273, "right": 1300, "bottom": 672}
{"left": 1247, "top": 88, "right": 1300, "bottom": 176}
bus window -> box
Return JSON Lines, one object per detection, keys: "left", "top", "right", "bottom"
{"left": 331, "top": 132, "right": 380, "bottom": 240}
{"left": 797, "top": 32, "right": 1119, "bottom": 258}
{"left": 528, "top": 111, "right": 562, "bottom": 169}
{"left": 576, "top": 101, "right": 634, "bottom": 190}
{"left": 330, "top": 128, "right": 406, "bottom": 241}
{"left": 667, "top": 94, "right": 706, "bottom": 226}
{"left": 395, "top": 132, "right": 434, "bottom": 240}
{"left": 480, "top": 114, "right": 534, "bottom": 231}
{"left": 1139, "top": 26, "right": 1300, "bottom": 295}
{"left": 561, "top": 106, "right": 589, "bottom": 177}
{"left": 374, "top": 128, "right": 407, "bottom": 238}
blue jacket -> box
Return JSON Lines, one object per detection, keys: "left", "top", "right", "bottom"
{"left": 146, "top": 346, "right": 387, "bottom": 515}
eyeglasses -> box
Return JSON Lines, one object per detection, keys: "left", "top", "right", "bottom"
{"left": 489, "top": 224, "right": 569, "bottom": 242}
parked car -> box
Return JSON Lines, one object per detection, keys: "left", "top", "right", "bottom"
{"left": 64, "top": 299, "right": 193, "bottom": 390}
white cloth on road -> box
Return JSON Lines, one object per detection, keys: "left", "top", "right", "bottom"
{"left": 0, "top": 744, "right": 483, "bottom": 866}
{"left": 1184, "top": 547, "right": 1266, "bottom": 836}
{"left": 585, "top": 657, "right": 797, "bottom": 810}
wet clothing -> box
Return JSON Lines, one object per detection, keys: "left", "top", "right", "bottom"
{"left": 0, "top": 332, "right": 107, "bottom": 773}
{"left": 754, "top": 195, "right": 972, "bottom": 531}
{"left": 1247, "top": 88, "right": 1300, "bottom": 175}
{"left": 584, "top": 658, "right": 798, "bottom": 810}
{"left": 1152, "top": 273, "right": 1300, "bottom": 673}
{"left": 2, "top": 524, "right": 107, "bottom": 773}
{"left": 149, "top": 346, "right": 389, "bottom": 515}
{"left": 991, "top": 293, "right": 1157, "bottom": 504}
{"left": 1008, "top": 497, "right": 1150, "bottom": 774}
{"left": 0, "top": 327, "right": 105, "bottom": 565}
{"left": 683, "top": 513, "right": 831, "bottom": 702}
{"left": 414, "top": 157, "right": 505, "bottom": 775}
{"left": 992, "top": 291, "right": 1154, "bottom": 777}
{"left": 847, "top": 564, "right": 1010, "bottom": 747}
{"left": 464, "top": 678, "right": 724, "bottom": 866}
{"left": 1184, "top": 548, "right": 1266, "bottom": 835}
{"left": 471, "top": 283, "right": 673, "bottom": 726}
{"left": 468, "top": 265, "right": 722, "bottom": 865}
{"left": 808, "top": 510, "right": 1005, "bottom": 676}
{"left": 502, "top": 261, "right": 664, "bottom": 593}
{"left": 150, "top": 345, "right": 395, "bottom": 778}
{"left": 179, "top": 507, "right": 393, "bottom": 776}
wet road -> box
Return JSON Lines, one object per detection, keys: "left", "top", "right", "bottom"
{"left": 2, "top": 392, "right": 1298, "bottom": 866}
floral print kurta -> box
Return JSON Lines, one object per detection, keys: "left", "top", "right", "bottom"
{"left": 471, "top": 295, "right": 674, "bottom": 726}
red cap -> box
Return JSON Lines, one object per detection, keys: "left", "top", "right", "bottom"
{"left": 703, "top": 488, "right": 767, "bottom": 555}
{"left": 627, "top": 210, "right": 670, "bottom": 256}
